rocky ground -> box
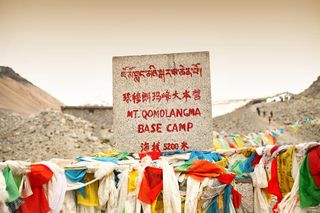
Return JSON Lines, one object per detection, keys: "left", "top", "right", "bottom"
{"left": 0, "top": 109, "right": 111, "bottom": 161}
{"left": 1, "top": 94, "right": 319, "bottom": 162}
{"left": 213, "top": 96, "right": 320, "bottom": 144}
{"left": 0, "top": 108, "right": 24, "bottom": 136}
{"left": 1, "top": 96, "right": 319, "bottom": 161}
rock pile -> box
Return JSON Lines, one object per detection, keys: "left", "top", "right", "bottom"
{"left": 0, "top": 109, "right": 111, "bottom": 161}
{"left": 0, "top": 109, "right": 24, "bottom": 136}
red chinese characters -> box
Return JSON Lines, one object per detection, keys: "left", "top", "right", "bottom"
{"left": 122, "top": 89, "right": 201, "bottom": 104}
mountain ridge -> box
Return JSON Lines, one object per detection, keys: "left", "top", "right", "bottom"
{"left": 300, "top": 76, "right": 320, "bottom": 98}
{"left": 0, "top": 66, "right": 63, "bottom": 114}
{"left": 0, "top": 66, "right": 32, "bottom": 85}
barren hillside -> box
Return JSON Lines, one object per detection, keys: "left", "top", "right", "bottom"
{"left": 0, "top": 66, "right": 63, "bottom": 114}
{"left": 213, "top": 75, "right": 320, "bottom": 144}
{"left": 300, "top": 76, "right": 320, "bottom": 98}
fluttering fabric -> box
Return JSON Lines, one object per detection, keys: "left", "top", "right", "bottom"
{"left": 65, "top": 169, "right": 87, "bottom": 195}
{"left": 7, "top": 198, "right": 24, "bottom": 213}
{"left": 77, "top": 173, "right": 99, "bottom": 207}
{"left": 19, "top": 164, "right": 53, "bottom": 213}
{"left": 41, "top": 161, "right": 67, "bottom": 213}
{"left": 162, "top": 159, "right": 181, "bottom": 213}
{"left": 268, "top": 147, "right": 283, "bottom": 212}
{"left": 138, "top": 166, "right": 163, "bottom": 204}
{"left": 223, "top": 185, "right": 232, "bottom": 213}
{"left": 277, "top": 166, "right": 302, "bottom": 213}
{"left": 2, "top": 167, "right": 20, "bottom": 203}
{"left": 184, "top": 176, "right": 201, "bottom": 213}
{"left": 308, "top": 145, "right": 320, "bottom": 187}
{"left": 230, "top": 188, "right": 242, "bottom": 209}
{"left": 0, "top": 170, "right": 10, "bottom": 213}
{"left": 139, "top": 151, "right": 162, "bottom": 160}
{"left": 0, "top": 142, "right": 319, "bottom": 213}
{"left": 188, "top": 151, "right": 222, "bottom": 162}
{"left": 175, "top": 160, "right": 226, "bottom": 182}
{"left": 299, "top": 148, "right": 320, "bottom": 208}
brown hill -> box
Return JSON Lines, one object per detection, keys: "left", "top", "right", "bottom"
{"left": 0, "top": 66, "right": 63, "bottom": 114}
{"left": 300, "top": 75, "right": 320, "bottom": 98}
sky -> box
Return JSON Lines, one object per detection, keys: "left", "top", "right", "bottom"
{"left": 0, "top": 0, "right": 319, "bottom": 106}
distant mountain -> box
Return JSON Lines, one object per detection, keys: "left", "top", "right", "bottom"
{"left": 0, "top": 66, "right": 63, "bottom": 114}
{"left": 300, "top": 76, "right": 320, "bottom": 98}
{"left": 84, "top": 96, "right": 111, "bottom": 106}
{"left": 212, "top": 99, "right": 251, "bottom": 117}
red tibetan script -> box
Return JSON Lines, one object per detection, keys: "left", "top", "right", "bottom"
{"left": 120, "top": 63, "right": 203, "bottom": 83}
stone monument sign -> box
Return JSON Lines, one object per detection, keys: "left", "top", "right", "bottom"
{"left": 113, "top": 51, "right": 213, "bottom": 152}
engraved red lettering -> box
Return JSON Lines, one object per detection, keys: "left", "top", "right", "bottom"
{"left": 127, "top": 110, "right": 138, "bottom": 118}
{"left": 137, "top": 123, "right": 162, "bottom": 133}
{"left": 166, "top": 122, "right": 194, "bottom": 132}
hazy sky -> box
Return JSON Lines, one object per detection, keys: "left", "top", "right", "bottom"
{"left": 1, "top": 0, "right": 319, "bottom": 105}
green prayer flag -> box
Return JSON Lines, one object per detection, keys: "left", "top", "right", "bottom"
{"left": 3, "top": 167, "right": 20, "bottom": 202}
{"left": 299, "top": 156, "right": 320, "bottom": 208}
